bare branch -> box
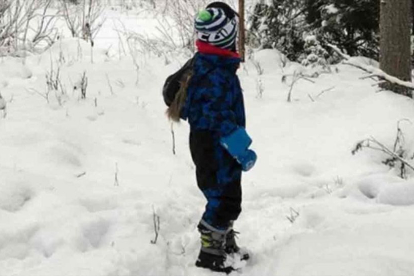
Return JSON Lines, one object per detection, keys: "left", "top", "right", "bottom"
{"left": 285, "top": 71, "right": 315, "bottom": 102}
{"left": 352, "top": 122, "right": 414, "bottom": 179}
{"left": 327, "top": 44, "right": 414, "bottom": 91}
{"left": 286, "top": 207, "right": 300, "bottom": 224}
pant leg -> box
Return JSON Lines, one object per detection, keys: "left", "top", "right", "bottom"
{"left": 190, "top": 130, "right": 242, "bottom": 230}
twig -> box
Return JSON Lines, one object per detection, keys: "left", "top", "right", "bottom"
{"left": 369, "top": 136, "right": 414, "bottom": 171}
{"left": 316, "top": 86, "right": 335, "bottom": 98}
{"left": 80, "top": 71, "right": 88, "bottom": 99}
{"left": 286, "top": 71, "right": 315, "bottom": 102}
{"left": 171, "top": 122, "right": 176, "bottom": 155}
{"left": 286, "top": 207, "right": 300, "bottom": 224}
{"left": 106, "top": 73, "right": 114, "bottom": 95}
{"left": 0, "top": 93, "right": 6, "bottom": 118}
{"left": 28, "top": 88, "right": 50, "bottom": 103}
{"left": 360, "top": 75, "right": 378, "bottom": 81}
{"left": 114, "top": 162, "right": 119, "bottom": 186}
{"left": 352, "top": 125, "right": 414, "bottom": 179}
{"left": 394, "top": 119, "right": 412, "bottom": 151}
{"left": 76, "top": 172, "right": 86, "bottom": 178}
{"left": 150, "top": 207, "right": 160, "bottom": 244}
{"left": 256, "top": 78, "right": 264, "bottom": 98}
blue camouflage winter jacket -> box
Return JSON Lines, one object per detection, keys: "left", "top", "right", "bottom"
{"left": 181, "top": 53, "right": 245, "bottom": 137}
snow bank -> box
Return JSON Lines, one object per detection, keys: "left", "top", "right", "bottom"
{"left": 250, "top": 49, "right": 290, "bottom": 74}
{"left": 0, "top": 58, "right": 33, "bottom": 87}
{"left": 378, "top": 181, "right": 414, "bottom": 205}
{"left": 38, "top": 38, "right": 111, "bottom": 66}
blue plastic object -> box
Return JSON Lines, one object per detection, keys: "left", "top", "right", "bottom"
{"left": 220, "top": 128, "right": 256, "bottom": 171}
{"left": 238, "top": 150, "right": 257, "bottom": 171}
{"left": 220, "top": 128, "right": 252, "bottom": 156}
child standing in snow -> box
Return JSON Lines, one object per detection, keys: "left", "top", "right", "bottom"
{"left": 165, "top": 2, "right": 256, "bottom": 273}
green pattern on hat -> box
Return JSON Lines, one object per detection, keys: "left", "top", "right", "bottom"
{"left": 198, "top": 10, "right": 212, "bottom": 22}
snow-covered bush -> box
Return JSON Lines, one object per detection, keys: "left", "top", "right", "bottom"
{"left": 112, "top": 0, "right": 214, "bottom": 57}
{"left": 248, "top": 0, "right": 306, "bottom": 62}
{"left": 248, "top": 0, "right": 379, "bottom": 63}
{"left": 155, "top": 0, "right": 208, "bottom": 52}
{"left": 352, "top": 121, "right": 414, "bottom": 179}
{"left": 304, "top": 0, "right": 379, "bottom": 59}
{"left": 59, "top": 0, "right": 105, "bottom": 44}
{"left": 0, "top": 0, "right": 59, "bottom": 56}
{"left": 299, "top": 35, "right": 331, "bottom": 67}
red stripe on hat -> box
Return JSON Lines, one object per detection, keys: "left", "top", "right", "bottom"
{"left": 196, "top": 40, "right": 240, "bottom": 58}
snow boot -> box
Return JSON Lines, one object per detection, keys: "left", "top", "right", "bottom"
{"left": 195, "top": 223, "right": 234, "bottom": 274}
{"left": 225, "top": 222, "right": 249, "bottom": 261}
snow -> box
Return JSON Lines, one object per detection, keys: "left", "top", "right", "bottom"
{"left": 1, "top": 3, "right": 414, "bottom": 276}
{"left": 304, "top": 35, "right": 317, "bottom": 43}
{"left": 324, "top": 4, "right": 339, "bottom": 15}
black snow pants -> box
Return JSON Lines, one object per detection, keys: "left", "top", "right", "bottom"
{"left": 189, "top": 130, "right": 242, "bottom": 230}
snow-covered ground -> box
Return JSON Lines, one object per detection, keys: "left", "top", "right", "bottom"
{"left": 1, "top": 4, "right": 414, "bottom": 276}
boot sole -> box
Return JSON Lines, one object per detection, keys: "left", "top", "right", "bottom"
{"left": 195, "top": 261, "right": 234, "bottom": 274}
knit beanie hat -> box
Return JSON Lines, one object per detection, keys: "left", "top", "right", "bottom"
{"left": 195, "top": 3, "right": 238, "bottom": 50}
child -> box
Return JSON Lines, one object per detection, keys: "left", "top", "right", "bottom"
{"left": 167, "top": 1, "right": 256, "bottom": 273}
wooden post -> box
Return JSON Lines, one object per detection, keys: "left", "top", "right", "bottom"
{"left": 239, "top": 0, "right": 245, "bottom": 62}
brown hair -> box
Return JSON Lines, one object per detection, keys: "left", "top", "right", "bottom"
{"left": 166, "top": 70, "right": 193, "bottom": 122}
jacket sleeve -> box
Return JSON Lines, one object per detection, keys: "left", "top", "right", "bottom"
{"left": 196, "top": 70, "right": 238, "bottom": 137}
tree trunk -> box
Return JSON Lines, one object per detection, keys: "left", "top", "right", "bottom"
{"left": 380, "top": 0, "right": 412, "bottom": 97}
{"left": 238, "top": 0, "right": 245, "bottom": 62}
{"left": 412, "top": 0, "right": 414, "bottom": 34}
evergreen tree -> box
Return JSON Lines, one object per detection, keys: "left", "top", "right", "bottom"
{"left": 248, "top": 0, "right": 306, "bottom": 61}
{"left": 307, "top": 0, "right": 379, "bottom": 58}
{"left": 249, "top": 0, "right": 380, "bottom": 63}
